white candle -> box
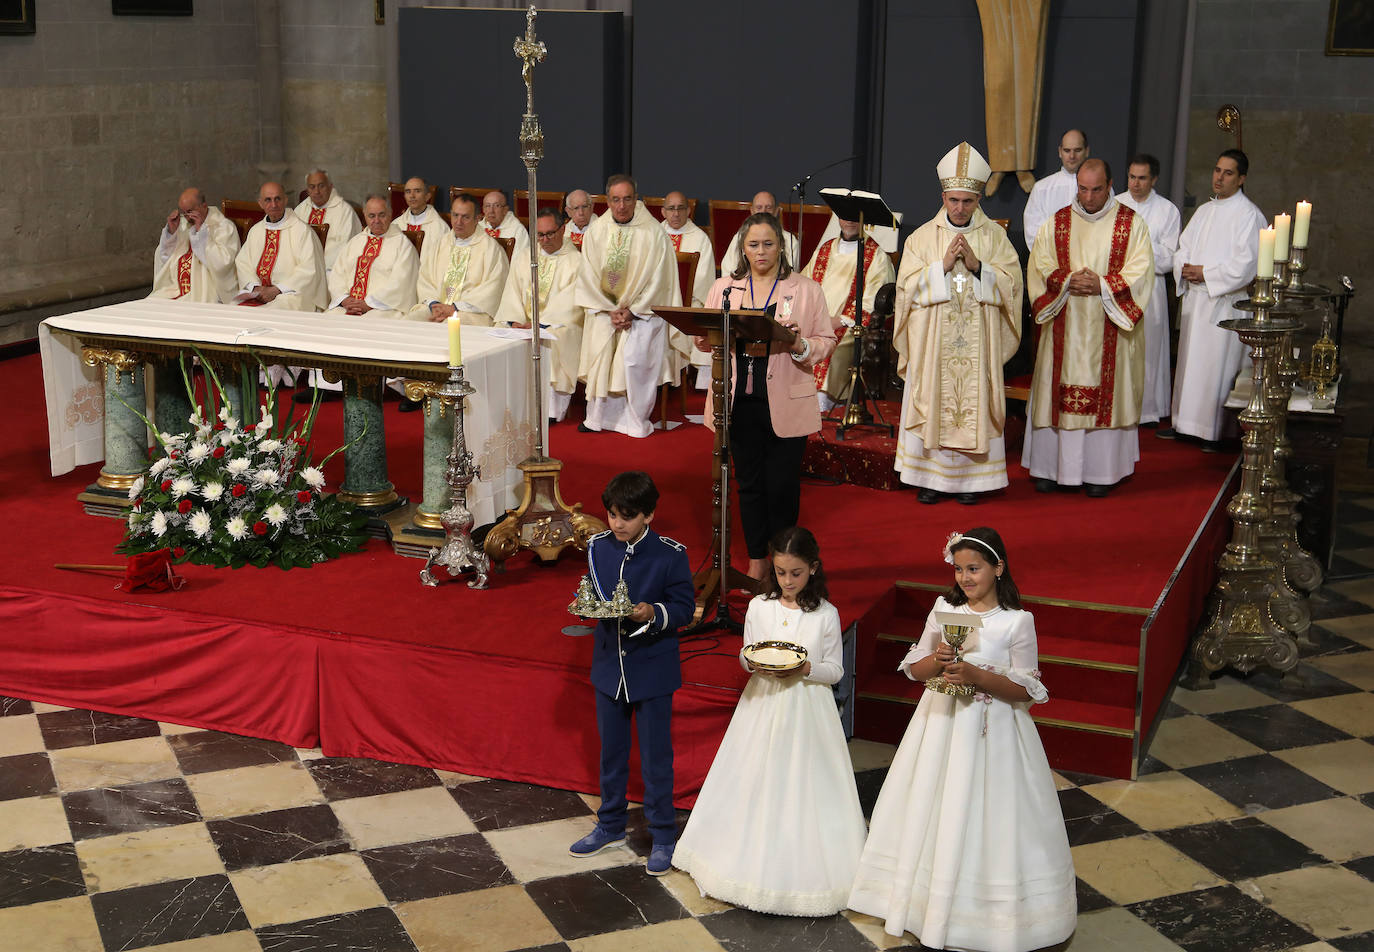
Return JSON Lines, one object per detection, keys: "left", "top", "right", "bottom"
{"left": 1293, "top": 201, "right": 1312, "bottom": 248}
{"left": 1257, "top": 227, "right": 1275, "bottom": 279}
{"left": 447, "top": 315, "right": 463, "bottom": 366}
{"left": 1273, "top": 213, "right": 1291, "bottom": 260}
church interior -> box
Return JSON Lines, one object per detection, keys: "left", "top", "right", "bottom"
{"left": 2, "top": 1, "right": 1373, "bottom": 950}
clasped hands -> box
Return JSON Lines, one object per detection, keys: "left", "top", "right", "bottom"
{"left": 340, "top": 296, "right": 372, "bottom": 316}
{"left": 610, "top": 306, "right": 634, "bottom": 331}
{"left": 1180, "top": 263, "right": 1206, "bottom": 284}
{"left": 933, "top": 642, "right": 982, "bottom": 688}
{"left": 1067, "top": 267, "right": 1101, "bottom": 297}
{"left": 942, "top": 235, "right": 981, "bottom": 274}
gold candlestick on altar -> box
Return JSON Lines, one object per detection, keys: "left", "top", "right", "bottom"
{"left": 485, "top": 4, "right": 606, "bottom": 569}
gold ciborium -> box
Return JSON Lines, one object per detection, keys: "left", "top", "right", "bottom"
{"left": 568, "top": 575, "right": 634, "bottom": 619}
{"left": 923, "top": 611, "right": 983, "bottom": 698}
{"left": 1301, "top": 312, "right": 1339, "bottom": 409}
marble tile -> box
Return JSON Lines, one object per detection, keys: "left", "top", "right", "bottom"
{"left": 159, "top": 721, "right": 208, "bottom": 736}
{"left": 1145, "top": 714, "right": 1265, "bottom": 769}
{"left": 1275, "top": 739, "right": 1374, "bottom": 795}
{"left": 485, "top": 815, "right": 638, "bottom": 883}
{"left": 36, "top": 708, "right": 162, "bottom": 750}
{"left": 1244, "top": 664, "right": 1363, "bottom": 703}
{"left": 394, "top": 885, "right": 563, "bottom": 952}
{"left": 1056, "top": 768, "right": 1117, "bottom": 787}
{"left": 148, "top": 933, "right": 265, "bottom": 952}
{"left": 167, "top": 730, "right": 300, "bottom": 775}
{"left": 185, "top": 761, "right": 325, "bottom": 820}
{"left": 28, "top": 702, "right": 71, "bottom": 714}
{"left": 1330, "top": 934, "right": 1374, "bottom": 952}
{"left": 1059, "top": 906, "right": 1185, "bottom": 951}
{"left": 622, "top": 807, "right": 690, "bottom": 860}
{"left": 1315, "top": 616, "right": 1374, "bottom": 648}
{"left": 1308, "top": 588, "right": 1374, "bottom": 623}
{"left": 434, "top": 768, "right": 486, "bottom": 785}
{"left": 697, "top": 907, "right": 877, "bottom": 951}
{"left": 1346, "top": 854, "right": 1374, "bottom": 882}
{"left": 1205, "top": 704, "right": 1354, "bottom": 751}
{"left": 255, "top": 906, "right": 417, "bottom": 951}
{"left": 1128, "top": 883, "right": 1317, "bottom": 952}
{"left": 1327, "top": 578, "right": 1374, "bottom": 610}
{"left": 228, "top": 853, "right": 387, "bottom": 929}
{"left": 450, "top": 778, "right": 594, "bottom": 832}
{"left": 567, "top": 917, "right": 728, "bottom": 951}
{"left": 1076, "top": 876, "right": 1114, "bottom": 913}
{"left": 1249, "top": 865, "right": 1374, "bottom": 939}
{"left": 657, "top": 868, "right": 734, "bottom": 917}
{"left": 0, "top": 895, "right": 105, "bottom": 952}
{"left": 0, "top": 751, "right": 57, "bottom": 802}
{"left": 0, "top": 843, "right": 88, "bottom": 909}
{"left": 205, "top": 804, "right": 350, "bottom": 870}
{"left": 1182, "top": 754, "right": 1342, "bottom": 811}
{"left": 303, "top": 757, "right": 441, "bottom": 801}
{"left": 1293, "top": 693, "right": 1374, "bottom": 737}
{"left": 0, "top": 795, "right": 72, "bottom": 852}
{"left": 331, "top": 785, "right": 477, "bottom": 851}
{"left": 89, "top": 873, "right": 250, "bottom": 949}
{"left": 855, "top": 768, "right": 888, "bottom": 821}
{"left": 1082, "top": 772, "right": 1245, "bottom": 831}
{"left": 49, "top": 735, "right": 182, "bottom": 791}
{"left": 1156, "top": 816, "right": 1324, "bottom": 880}
{"left": 1137, "top": 754, "right": 1172, "bottom": 776}
{"left": 1071, "top": 834, "right": 1222, "bottom": 905}
{"left": 1306, "top": 651, "right": 1374, "bottom": 691}
{"left": 1258, "top": 797, "right": 1374, "bottom": 863}
{"left": 1058, "top": 787, "right": 1147, "bottom": 845}
{"left": 76, "top": 822, "right": 225, "bottom": 893}
{"left": 361, "top": 832, "right": 514, "bottom": 903}
{"left": 61, "top": 777, "right": 202, "bottom": 840}
{"left": 1301, "top": 628, "right": 1370, "bottom": 661}
{"left": 841, "top": 909, "right": 916, "bottom": 950}
{"left": 0, "top": 712, "right": 43, "bottom": 756}
{"left": 847, "top": 738, "right": 897, "bottom": 771}
{"left": 525, "top": 865, "right": 688, "bottom": 941}
{"left": 1051, "top": 770, "right": 1076, "bottom": 790}
{"left": 1172, "top": 679, "right": 1276, "bottom": 715}
{"left": 0, "top": 696, "right": 35, "bottom": 717}
{"left": 292, "top": 746, "right": 325, "bottom": 761}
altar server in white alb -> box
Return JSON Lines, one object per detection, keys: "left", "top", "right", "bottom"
{"left": 660, "top": 190, "right": 716, "bottom": 388}
{"left": 801, "top": 216, "right": 896, "bottom": 411}
{"left": 1163, "top": 149, "right": 1266, "bottom": 448}
{"left": 295, "top": 169, "right": 361, "bottom": 272}
{"left": 409, "top": 192, "right": 509, "bottom": 326}
{"left": 234, "top": 181, "right": 326, "bottom": 311}
{"left": 1022, "top": 129, "right": 1089, "bottom": 257}
{"left": 325, "top": 196, "right": 419, "bottom": 321}
{"left": 389, "top": 176, "right": 448, "bottom": 247}
{"left": 497, "top": 208, "right": 584, "bottom": 423}
{"left": 482, "top": 190, "right": 531, "bottom": 262}
{"left": 892, "top": 143, "right": 1022, "bottom": 504}
{"left": 563, "top": 189, "right": 598, "bottom": 249}
{"left": 1116, "top": 153, "right": 1181, "bottom": 425}
{"left": 150, "top": 187, "right": 241, "bottom": 304}
{"left": 575, "top": 174, "right": 680, "bottom": 438}
{"left": 719, "top": 191, "right": 800, "bottom": 273}
{"left": 1025, "top": 159, "right": 1154, "bottom": 497}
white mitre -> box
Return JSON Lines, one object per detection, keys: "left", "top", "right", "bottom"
{"left": 938, "top": 142, "right": 991, "bottom": 193}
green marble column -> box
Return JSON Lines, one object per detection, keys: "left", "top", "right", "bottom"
{"left": 153, "top": 361, "right": 193, "bottom": 449}
{"left": 416, "top": 392, "right": 454, "bottom": 529}
{"left": 93, "top": 353, "right": 149, "bottom": 492}
{"left": 340, "top": 375, "right": 398, "bottom": 509}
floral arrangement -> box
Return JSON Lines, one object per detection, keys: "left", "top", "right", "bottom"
{"left": 118, "top": 364, "right": 368, "bottom": 569}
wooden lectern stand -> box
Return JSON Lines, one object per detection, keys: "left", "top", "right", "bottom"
{"left": 656, "top": 303, "right": 796, "bottom": 632}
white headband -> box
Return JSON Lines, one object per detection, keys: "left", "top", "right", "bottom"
{"left": 943, "top": 530, "right": 1002, "bottom": 565}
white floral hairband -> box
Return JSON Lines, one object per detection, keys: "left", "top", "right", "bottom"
{"left": 943, "top": 531, "right": 1002, "bottom": 565}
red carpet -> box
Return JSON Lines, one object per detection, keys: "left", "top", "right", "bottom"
{"left": 1, "top": 347, "right": 1237, "bottom": 787}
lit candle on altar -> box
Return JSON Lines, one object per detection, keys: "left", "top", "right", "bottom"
{"left": 1257, "top": 227, "right": 1275, "bottom": 279}
{"left": 1273, "top": 213, "right": 1291, "bottom": 260}
{"left": 1293, "top": 201, "right": 1312, "bottom": 248}
{"left": 447, "top": 315, "right": 463, "bottom": 366}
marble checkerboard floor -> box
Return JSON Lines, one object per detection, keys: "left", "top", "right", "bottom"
{"left": 3, "top": 493, "right": 1373, "bottom": 952}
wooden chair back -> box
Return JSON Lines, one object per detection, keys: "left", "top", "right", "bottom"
{"left": 515, "top": 189, "right": 565, "bottom": 222}
{"left": 707, "top": 200, "right": 751, "bottom": 271}
{"left": 221, "top": 199, "right": 265, "bottom": 244}
{"left": 389, "top": 181, "right": 437, "bottom": 220}
{"left": 643, "top": 196, "right": 697, "bottom": 223}
{"left": 450, "top": 186, "right": 503, "bottom": 209}
{"left": 779, "top": 201, "right": 834, "bottom": 269}
{"left": 675, "top": 251, "right": 699, "bottom": 307}
{"left": 348, "top": 200, "right": 365, "bottom": 228}
{"left": 496, "top": 236, "right": 516, "bottom": 260}
{"left": 399, "top": 228, "right": 425, "bottom": 256}
{"left": 589, "top": 193, "right": 609, "bottom": 219}
{"left": 308, "top": 222, "right": 329, "bottom": 252}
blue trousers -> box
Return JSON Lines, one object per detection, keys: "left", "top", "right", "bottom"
{"left": 594, "top": 688, "right": 675, "bottom": 847}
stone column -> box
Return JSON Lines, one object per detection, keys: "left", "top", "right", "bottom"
{"left": 339, "top": 374, "right": 398, "bottom": 510}
{"left": 153, "top": 360, "right": 193, "bottom": 447}
{"left": 255, "top": 0, "right": 288, "bottom": 183}
{"left": 82, "top": 348, "right": 148, "bottom": 492}
{"left": 404, "top": 381, "right": 452, "bottom": 529}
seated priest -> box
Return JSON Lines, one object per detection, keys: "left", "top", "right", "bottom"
{"left": 409, "top": 191, "right": 509, "bottom": 326}
{"left": 325, "top": 195, "right": 419, "bottom": 320}
{"left": 234, "top": 181, "right": 327, "bottom": 311}
{"left": 718, "top": 190, "right": 800, "bottom": 273}
{"left": 482, "top": 189, "right": 531, "bottom": 261}
{"left": 390, "top": 176, "right": 447, "bottom": 245}
{"left": 661, "top": 190, "right": 716, "bottom": 388}
{"left": 563, "top": 188, "right": 598, "bottom": 249}
{"left": 295, "top": 168, "right": 361, "bottom": 272}
{"left": 497, "top": 208, "right": 584, "bottom": 423}
{"left": 149, "top": 187, "right": 241, "bottom": 304}
{"left": 801, "top": 216, "right": 896, "bottom": 411}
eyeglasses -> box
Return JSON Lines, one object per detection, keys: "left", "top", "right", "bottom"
{"left": 536, "top": 229, "right": 560, "bottom": 239}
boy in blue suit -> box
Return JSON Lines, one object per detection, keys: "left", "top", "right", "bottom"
{"left": 570, "top": 471, "right": 695, "bottom": 875}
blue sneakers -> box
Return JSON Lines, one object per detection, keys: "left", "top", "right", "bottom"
{"left": 568, "top": 826, "right": 626, "bottom": 857}
{"left": 646, "top": 843, "right": 674, "bottom": 876}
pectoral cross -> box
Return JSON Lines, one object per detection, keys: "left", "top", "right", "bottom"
{"left": 951, "top": 272, "right": 968, "bottom": 294}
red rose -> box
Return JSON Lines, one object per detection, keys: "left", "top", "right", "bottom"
{"left": 253, "top": 521, "right": 267, "bottom": 536}
{"left": 231, "top": 484, "right": 246, "bottom": 498}
{"left": 134, "top": 497, "right": 143, "bottom": 508}
{"left": 297, "top": 490, "right": 311, "bottom": 503}
{"left": 172, "top": 547, "right": 185, "bottom": 558}
{"left": 169, "top": 450, "right": 179, "bottom": 459}
{"left": 213, "top": 422, "right": 225, "bottom": 431}
{"left": 160, "top": 479, "right": 172, "bottom": 492}
{"left": 177, "top": 499, "right": 192, "bottom": 514}
{"left": 212, "top": 446, "right": 225, "bottom": 459}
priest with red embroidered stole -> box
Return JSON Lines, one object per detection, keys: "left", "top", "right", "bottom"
{"left": 408, "top": 191, "right": 509, "bottom": 326}
{"left": 563, "top": 189, "right": 598, "bottom": 249}
{"left": 892, "top": 143, "right": 1022, "bottom": 504}
{"left": 326, "top": 196, "right": 419, "bottom": 320}
{"left": 150, "top": 187, "right": 241, "bottom": 304}
{"left": 482, "top": 190, "right": 531, "bottom": 262}
{"left": 801, "top": 217, "right": 895, "bottom": 410}
{"left": 294, "top": 169, "right": 361, "bottom": 272}
{"left": 234, "top": 181, "right": 326, "bottom": 311}
{"left": 389, "top": 176, "right": 447, "bottom": 247}
{"left": 660, "top": 190, "right": 716, "bottom": 388}
{"left": 1025, "top": 158, "right": 1154, "bottom": 497}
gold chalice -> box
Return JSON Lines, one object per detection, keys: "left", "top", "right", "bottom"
{"left": 924, "top": 611, "right": 982, "bottom": 698}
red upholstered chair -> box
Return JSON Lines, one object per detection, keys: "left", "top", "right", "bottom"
{"left": 449, "top": 186, "right": 503, "bottom": 212}
{"left": 589, "top": 193, "right": 609, "bottom": 218}
{"left": 515, "top": 189, "right": 565, "bottom": 221}
{"left": 642, "top": 196, "right": 697, "bottom": 223}
{"left": 389, "top": 181, "right": 437, "bottom": 220}
{"left": 778, "top": 201, "right": 834, "bottom": 269}
{"left": 708, "top": 199, "right": 751, "bottom": 273}
{"left": 220, "top": 199, "right": 265, "bottom": 245}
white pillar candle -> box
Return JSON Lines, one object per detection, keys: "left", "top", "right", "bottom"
{"left": 447, "top": 315, "right": 463, "bottom": 366}
{"left": 1293, "top": 201, "right": 1312, "bottom": 248}
{"left": 1273, "top": 213, "right": 1291, "bottom": 260}
{"left": 1257, "top": 227, "right": 1275, "bottom": 279}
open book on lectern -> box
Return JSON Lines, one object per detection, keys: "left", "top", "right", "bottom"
{"left": 818, "top": 188, "right": 899, "bottom": 230}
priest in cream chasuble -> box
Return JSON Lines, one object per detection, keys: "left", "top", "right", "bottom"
{"left": 409, "top": 193, "right": 509, "bottom": 326}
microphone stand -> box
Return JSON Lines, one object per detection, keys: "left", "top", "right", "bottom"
{"left": 792, "top": 154, "right": 859, "bottom": 266}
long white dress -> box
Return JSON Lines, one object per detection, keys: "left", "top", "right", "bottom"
{"left": 674, "top": 595, "right": 867, "bottom": 916}
{"left": 848, "top": 598, "right": 1076, "bottom": 951}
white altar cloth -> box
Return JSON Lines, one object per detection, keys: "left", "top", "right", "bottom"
{"left": 40, "top": 299, "right": 544, "bottom": 527}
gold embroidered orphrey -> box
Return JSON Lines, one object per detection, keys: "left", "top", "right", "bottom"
{"left": 937, "top": 260, "right": 986, "bottom": 451}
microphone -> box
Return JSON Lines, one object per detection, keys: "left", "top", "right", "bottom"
{"left": 721, "top": 287, "right": 732, "bottom": 306}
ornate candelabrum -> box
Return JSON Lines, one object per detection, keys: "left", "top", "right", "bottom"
{"left": 1303, "top": 312, "right": 1339, "bottom": 409}
{"left": 420, "top": 364, "right": 491, "bottom": 589}
{"left": 568, "top": 575, "right": 634, "bottom": 619}
{"left": 484, "top": 4, "right": 605, "bottom": 569}
{"left": 1187, "top": 277, "right": 1309, "bottom": 685}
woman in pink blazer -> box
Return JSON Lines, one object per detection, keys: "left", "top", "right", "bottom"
{"left": 697, "top": 212, "right": 837, "bottom": 583}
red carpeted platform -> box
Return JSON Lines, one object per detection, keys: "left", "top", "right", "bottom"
{"left": 1, "top": 346, "right": 1236, "bottom": 787}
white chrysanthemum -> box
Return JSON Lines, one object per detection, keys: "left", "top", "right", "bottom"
{"left": 188, "top": 510, "right": 212, "bottom": 538}
{"left": 149, "top": 457, "right": 171, "bottom": 477}
{"left": 187, "top": 443, "right": 211, "bottom": 464}
{"left": 127, "top": 511, "right": 139, "bottom": 529}
{"left": 226, "top": 458, "right": 251, "bottom": 476}
{"left": 259, "top": 439, "right": 282, "bottom": 454}
{"left": 301, "top": 467, "right": 325, "bottom": 489}
{"left": 264, "top": 503, "right": 288, "bottom": 526}
{"left": 127, "top": 476, "right": 145, "bottom": 500}
{"left": 151, "top": 511, "right": 168, "bottom": 536}
{"left": 253, "top": 468, "right": 280, "bottom": 487}
{"left": 202, "top": 481, "right": 224, "bottom": 502}
{"left": 225, "top": 516, "right": 249, "bottom": 541}
{"left": 170, "top": 477, "right": 195, "bottom": 498}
